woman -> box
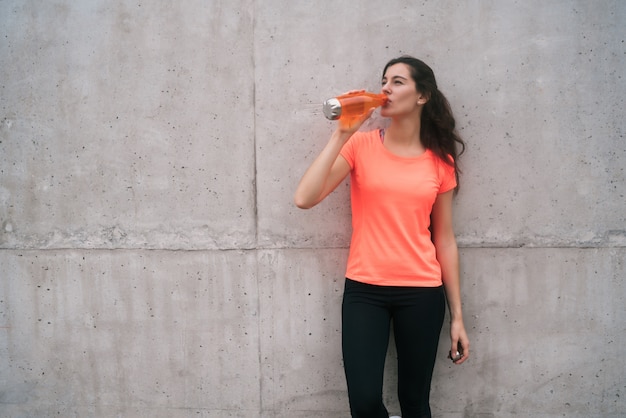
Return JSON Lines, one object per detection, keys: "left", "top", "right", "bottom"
{"left": 294, "top": 56, "right": 469, "bottom": 418}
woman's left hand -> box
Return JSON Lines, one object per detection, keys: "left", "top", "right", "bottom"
{"left": 449, "top": 319, "right": 470, "bottom": 365}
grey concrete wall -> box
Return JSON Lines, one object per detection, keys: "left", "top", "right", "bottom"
{"left": 1, "top": 1, "right": 624, "bottom": 417}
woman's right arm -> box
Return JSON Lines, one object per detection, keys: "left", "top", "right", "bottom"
{"left": 293, "top": 128, "right": 353, "bottom": 209}
{"left": 294, "top": 101, "right": 374, "bottom": 209}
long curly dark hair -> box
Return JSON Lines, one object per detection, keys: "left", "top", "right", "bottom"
{"left": 383, "top": 56, "right": 466, "bottom": 188}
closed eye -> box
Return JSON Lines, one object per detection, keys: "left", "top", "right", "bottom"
{"left": 382, "top": 75, "right": 408, "bottom": 86}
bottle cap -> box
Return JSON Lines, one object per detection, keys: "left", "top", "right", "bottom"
{"left": 322, "top": 98, "right": 342, "bottom": 120}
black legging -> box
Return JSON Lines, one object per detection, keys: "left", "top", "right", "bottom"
{"left": 342, "top": 278, "right": 445, "bottom": 418}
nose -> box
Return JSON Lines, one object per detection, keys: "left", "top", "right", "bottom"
{"left": 381, "top": 82, "right": 391, "bottom": 95}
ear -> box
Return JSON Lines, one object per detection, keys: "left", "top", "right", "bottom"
{"left": 417, "top": 92, "right": 429, "bottom": 105}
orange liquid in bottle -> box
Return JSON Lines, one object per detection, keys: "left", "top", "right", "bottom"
{"left": 323, "top": 92, "right": 387, "bottom": 123}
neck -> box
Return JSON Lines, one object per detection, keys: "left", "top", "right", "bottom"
{"left": 383, "top": 116, "right": 426, "bottom": 157}
{"left": 386, "top": 115, "right": 422, "bottom": 147}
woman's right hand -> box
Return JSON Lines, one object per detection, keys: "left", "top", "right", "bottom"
{"left": 335, "top": 89, "right": 375, "bottom": 136}
{"left": 337, "top": 107, "right": 376, "bottom": 136}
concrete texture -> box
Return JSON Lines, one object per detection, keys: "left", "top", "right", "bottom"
{"left": 1, "top": 0, "right": 624, "bottom": 417}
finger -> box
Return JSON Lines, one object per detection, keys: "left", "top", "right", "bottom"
{"left": 448, "top": 344, "right": 461, "bottom": 363}
{"left": 338, "top": 117, "right": 358, "bottom": 132}
{"left": 460, "top": 340, "right": 470, "bottom": 360}
{"left": 338, "top": 107, "right": 375, "bottom": 132}
{"left": 449, "top": 349, "right": 462, "bottom": 363}
{"left": 450, "top": 339, "right": 460, "bottom": 358}
{"left": 454, "top": 341, "right": 470, "bottom": 365}
{"left": 454, "top": 354, "right": 468, "bottom": 365}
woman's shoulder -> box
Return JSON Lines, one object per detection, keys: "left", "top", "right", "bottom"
{"left": 424, "top": 148, "right": 454, "bottom": 165}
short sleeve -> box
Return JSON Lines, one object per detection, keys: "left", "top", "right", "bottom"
{"left": 438, "top": 156, "right": 457, "bottom": 193}
{"left": 339, "top": 131, "right": 367, "bottom": 169}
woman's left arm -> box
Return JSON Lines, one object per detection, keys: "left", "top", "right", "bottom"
{"left": 431, "top": 189, "right": 470, "bottom": 365}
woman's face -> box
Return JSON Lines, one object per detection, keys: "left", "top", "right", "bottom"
{"left": 380, "top": 63, "right": 427, "bottom": 118}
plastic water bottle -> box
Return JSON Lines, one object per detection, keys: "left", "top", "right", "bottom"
{"left": 322, "top": 91, "right": 387, "bottom": 123}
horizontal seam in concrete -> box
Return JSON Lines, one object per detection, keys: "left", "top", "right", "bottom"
{"left": 1, "top": 244, "right": 624, "bottom": 252}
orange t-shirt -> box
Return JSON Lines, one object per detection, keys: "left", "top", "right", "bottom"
{"left": 340, "top": 129, "right": 457, "bottom": 287}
